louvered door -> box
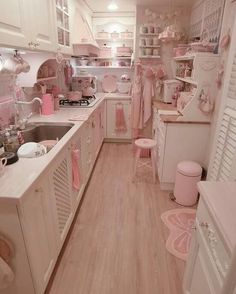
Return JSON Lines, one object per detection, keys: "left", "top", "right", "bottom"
{"left": 50, "top": 147, "right": 73, "bottom": 247}
{"left": 208, "top": 17, "right": 236, "bottom": 181}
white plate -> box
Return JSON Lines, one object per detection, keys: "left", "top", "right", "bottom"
{"left": 17, "top": 142, "right": 47, "bottom": 158}
{"left": 102, "top": 74, "right": 117, "bottom": 93}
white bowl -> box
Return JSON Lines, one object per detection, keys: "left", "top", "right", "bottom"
{"left": 117, "top": 82, "right": 131, "bottom": 94}
{"left": 17, "top": 142, "right": 47, "bottom": 158}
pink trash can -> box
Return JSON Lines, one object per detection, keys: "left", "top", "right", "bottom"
{"left": 174, "top": 161, "right": 202, "bottom": 206}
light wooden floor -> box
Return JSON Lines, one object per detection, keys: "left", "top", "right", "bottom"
{"left": 46, "top": 143, "right": 185, "bottom": 294}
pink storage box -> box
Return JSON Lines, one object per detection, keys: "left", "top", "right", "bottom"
{"left": 174, "top": 161, "right": 202, "bottom": 206}
{"left": 99, "top": 46, "right": 112, "bottom": 58}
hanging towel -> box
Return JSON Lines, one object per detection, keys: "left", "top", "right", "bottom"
{"left": 143, "top": 67, "right": 155, "bottom": 124}
{"left": 71, "top": 148, "right": 81, "bottom": 190}
{"left": 131, "top": 63, "right": 144, "bottom": 138}
{"left": 0, "top": 256, "right": 14, "bottom": 290}
{"left": 115, "top": 103, "right": 127, "bottom": 133}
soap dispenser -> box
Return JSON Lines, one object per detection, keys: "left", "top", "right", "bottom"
{"left": 40, "top": 84, "right": 54, "bottom": 115}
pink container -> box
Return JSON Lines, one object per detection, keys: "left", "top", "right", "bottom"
{"left": 41, "top": 94, "right": 54, "bottom": 115}
{"left": 174, "top": 161, "right": 202, "bottom": 206}
{"left": 99, "top": 46, "right": 112, "bottom": 58}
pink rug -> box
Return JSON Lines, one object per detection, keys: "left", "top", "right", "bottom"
{"left": 161, "top": 208, "right": 196, "bottom": 261}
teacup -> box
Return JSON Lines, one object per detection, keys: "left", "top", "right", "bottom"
{"left": 2, "top": 56, "right": 23, "bottom": 74}
{"left": 0, "top": 157, "right": 7, "bottom": 176}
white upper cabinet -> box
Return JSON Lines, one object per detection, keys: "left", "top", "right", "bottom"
{"left": 0, "top": 0, "right": 29, "bottom": 48}
{"left": 30, "top": 0, "right": 56, "bottom": 52}
{"left": 54, "top": 0, "right": 73, "bottom": 54}
{"left": 0, "top": 0, "right": 56, "bottom": 52}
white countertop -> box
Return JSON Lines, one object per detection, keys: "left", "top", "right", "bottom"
{"left": 198, "top": 181, "right": 236, "bottom": 254}
{"left": 0, "top": 93, "right": 131, "bottom": 204}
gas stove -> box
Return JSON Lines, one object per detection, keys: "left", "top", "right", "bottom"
{"left": 59, "top": 95, "right": 100, "bottom": 108}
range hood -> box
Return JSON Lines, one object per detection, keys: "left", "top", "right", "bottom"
{"left": 71, "top": 9, "right": 99, "bottom": 56}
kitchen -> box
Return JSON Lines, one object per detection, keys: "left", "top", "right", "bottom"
{"left": 0, "top": 0, "right": 236, "bottom": 294}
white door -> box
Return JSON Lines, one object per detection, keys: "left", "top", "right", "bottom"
{"left": 0, "top": 0, "right": 29, "bottom": 48}
{"left": 19, "top": 176, "right": 57, "bottom": 294}
{"left": 106, "top": 99, "right": 131, "bottom": 139}
{"left": 30, "top": 0, "right": 56, "bottom": 52}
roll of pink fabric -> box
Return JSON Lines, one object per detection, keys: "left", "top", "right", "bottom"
{"left": 131, "top": 63, "right": 143, "bottom": 138}
{"left": 115, "top": 103, "right": 127, "bottom": 132}
{"left": 71, "top": 148, "right": 80, "bottom": 190}
{"left": 143, "top": 67, "right": 155, "bottom": 124}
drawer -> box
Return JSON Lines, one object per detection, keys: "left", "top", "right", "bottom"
{"left": 197, "top": 199, "right": 230, "bottom": 279}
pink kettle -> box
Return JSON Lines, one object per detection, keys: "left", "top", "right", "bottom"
{"left": 41, "top": 94, "right": 54, "bottom": 115}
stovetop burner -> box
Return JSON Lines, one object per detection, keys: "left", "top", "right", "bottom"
{"left": 59, "top": 95, "right": 98, "bottom": 108}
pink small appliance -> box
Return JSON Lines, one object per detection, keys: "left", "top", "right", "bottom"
{"left": 41, "top": 94, "right": 54, "bottom": 115}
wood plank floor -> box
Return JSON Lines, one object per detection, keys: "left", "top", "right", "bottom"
{"left": 46, "top": 143, "right": 185, "bottom": 294}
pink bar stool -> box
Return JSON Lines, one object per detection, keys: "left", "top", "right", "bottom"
{"left": 133, "top": 138, "right": 157, "bottom": 183}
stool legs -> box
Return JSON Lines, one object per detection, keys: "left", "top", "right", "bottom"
{"left": 151, "top": 148, "right": 156, "bottom": 183}
{"left": 133, "top": 147, "right": 141, "bottom": 180}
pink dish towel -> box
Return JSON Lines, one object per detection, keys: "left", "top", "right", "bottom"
{"left": 71, "top": 148, "right": 80, "bottom": 190}
{"left": 115, "top": 103, "right": 127, "bottom": 133}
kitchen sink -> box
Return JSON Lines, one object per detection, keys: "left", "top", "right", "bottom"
{"left": 21, "top": 122, "right": 74, "bottom": 145}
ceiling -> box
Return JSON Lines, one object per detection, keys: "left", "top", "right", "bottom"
{"left": 84, "top": 0, "right": 196, "bottom": 13}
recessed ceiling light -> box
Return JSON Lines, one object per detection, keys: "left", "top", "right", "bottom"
{"left": 108, "top": 2, "right": 118, "bottom": 10}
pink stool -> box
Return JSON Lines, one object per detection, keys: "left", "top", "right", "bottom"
{"left": 174, "top": 161, "right": 202, "bottom": 206}
{"left": 133, "top": 138, "right": 157, "bottom": 183}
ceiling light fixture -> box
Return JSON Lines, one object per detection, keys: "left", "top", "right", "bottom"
{"left": 108, "top": 2, "right": 118, "bottom": 11}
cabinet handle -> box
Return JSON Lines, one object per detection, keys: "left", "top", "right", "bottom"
{"left": 92, "top": 122, "right": 95, "bottom": 128}
{"left": 200, "top": 221, "right": 209, "bottom": 228}
{"left": 35, "top": 187, "right": 43, "bottom": 193}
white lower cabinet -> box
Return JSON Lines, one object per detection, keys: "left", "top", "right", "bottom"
{"left": 183, "top": 195, "right": 231, "bottom": 294}
{"left": 18, "top": 175, "right": 57, "bottom": 294}
{"left": 106, "top": 99, "right": 131, "bottom": 140}
{"left": 49, "top": 145, "right": 74, "bottom": 248}
{"left": 153, "top": 109, "right": 210, "bottom": 190}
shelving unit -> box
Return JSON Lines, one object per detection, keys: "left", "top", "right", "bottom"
{"left": 173, "top": 53, "right": 219, "bottom": 122}
{"left": 95, "top": 38, "right": 134, "bottom": 43}
{"left": 138, "top": 31, "right": 161, "bottom": 60}
{"left": 75, "top": 66, "right": 131, "bottom": 69}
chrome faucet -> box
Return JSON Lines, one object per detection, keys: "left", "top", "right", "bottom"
{"left": 15, "top": 97, "right": 43, "bottom": 129}
{"left": 15, "top": 97, "right": 43, "bottom": 106}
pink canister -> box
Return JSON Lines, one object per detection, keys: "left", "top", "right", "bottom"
{"left": 41, "top": 94, "right": 54, "bottom": 115}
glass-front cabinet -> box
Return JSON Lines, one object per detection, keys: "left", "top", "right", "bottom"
{"left": 55, "top": 0, "right": 72, "bottom": 54}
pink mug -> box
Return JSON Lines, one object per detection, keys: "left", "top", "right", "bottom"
{"left": 41, "top": 94, "right": 54, "bottom": 115}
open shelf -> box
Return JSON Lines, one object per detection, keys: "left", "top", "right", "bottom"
{"left": 139, "top": 33, "right": 159, "bottom": 36}
{"left": 86, "top": 56, "right": 131, "bottom": 60}
{"left": 75, "top": 66, "right": 132, "bottom": 69}
{"left": 95, "top": 38, "right": 134, "bottom": 42}
{"left": 139, "top": 55, "right": 161, "bottom": 59}
{"left": 139, "top": 45, "right": 161, "bottom": 48}
{"left": 175, "top": 76, "right": 198, "bottom": 86}
{"left": 37, "top": 76, "right": 57, "bottom": 82}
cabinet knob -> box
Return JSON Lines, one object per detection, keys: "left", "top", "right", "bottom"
{"left": 92, "top": 122, "right": 95, "bottom": 128}
{"left": 35, "top": 187, "right": 43, "bottom": 193}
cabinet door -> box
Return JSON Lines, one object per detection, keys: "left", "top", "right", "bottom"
{"left": 106, "top": 99, "right": 131, "bottom": 139}
{"left": 183, "top": 227, "right": 220, "bottom": 294}
{"left": 0, "top": 0, "right": 29, "bottom": 48}
{"left": 30, "top": 0, "right": 56, "bottom": 51}
{"left": 50, "top": 146, "right": 74, "bottom": 248}
{"left": 19, "top": 176, "right": 57, "bottom": 294}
